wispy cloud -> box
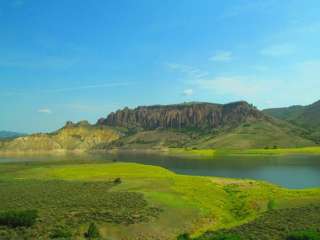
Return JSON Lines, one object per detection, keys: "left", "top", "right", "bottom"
{"left": 182, "top": 89, "right": 193, "bottom": 96}
{"left": 260, "top": 43, "right": 296, "bottom": 57}
{"left": 166, "top": 63, "right": 208, "bottom": 79}
{"left": 209, "top": 51, "right": 233, "bottom": 62}
{"left": 41, "top": 82, "right": 131, "bottom": 93}
{"left": 0, "top": 82, "right": 132, "bottom": 97}
{"left": 38, "top": 108, "right": 52, "bottom": 114}
{"left": 0, "top": 56, "right": 78, "bottom": 69}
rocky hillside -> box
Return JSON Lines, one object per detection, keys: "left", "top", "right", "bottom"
{"left": 99, "top": 101, "right": 314, "bottom": 149}
{"left": 0, "top": 101, "right": 317, "bottom": 152}
{"left": 0, "top": 121, "right": 122, "bottom": 152}
{"left": 98, "top": 101, "right": 264, "bottom": 130}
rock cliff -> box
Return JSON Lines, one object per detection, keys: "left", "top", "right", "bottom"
{"left": 98, "top": 101, "right": 264, "bottom": 130}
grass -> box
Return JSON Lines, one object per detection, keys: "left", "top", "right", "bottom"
{"left": 233, "top": 146, "right": 320, "bottom": 155}
{"left": 0, "top": 161, "right": 319, "bottom": 239}
{"left": 165, "top": 146, "right": 320, "bottom": 158}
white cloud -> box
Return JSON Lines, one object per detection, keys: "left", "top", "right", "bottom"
{"left": 260, "top": 43, "right": 296, "bottom": 57}
{"left": 183, "top": 89, "right": 193, "bottom": 96}
{"left": 209, "top": 51, "right": 233, "bottom": 62}
{"left": 37, "top": 108, "right": 52, "bottom": 114}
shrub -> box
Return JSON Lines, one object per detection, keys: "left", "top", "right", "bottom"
{"left": 49, "top": 225, "right": 72, "bottom": 239}
{"left": 84, "top": 222, "right": 100, "bottom": 239}
{"left": 267, "top": 199, "right": 276, "bottom": 210}
{"left": 287, "top": 230, "right": 320, "bottom": 240}
{"left": 177, "top": 233, "right": 191, "bottom": 240}
{"left": 0, "top": 210, "right": 38, "bottom": 228}
{"left": 114, "top": 178, "right": 122, "bottom": 184}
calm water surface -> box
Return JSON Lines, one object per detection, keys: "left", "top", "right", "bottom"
{"left": 1, "top": 152, "right": 320, "bottom": 189}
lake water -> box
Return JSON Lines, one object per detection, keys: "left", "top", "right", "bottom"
{"left": 1, "top": 152, "right": 320, "bottom": 189}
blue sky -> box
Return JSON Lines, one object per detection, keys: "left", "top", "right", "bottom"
{"left": 1, "top": 0, "right": 320, "bottom": 133}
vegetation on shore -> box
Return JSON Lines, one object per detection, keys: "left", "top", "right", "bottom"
{"left": 0, "top": 160, "right": 319, "bottom": 239}
{"left": 166, "top": 146, "right": 320, "bottom": 158}
{"left": 186, "top": 205, "right": 320, "bottom": 240}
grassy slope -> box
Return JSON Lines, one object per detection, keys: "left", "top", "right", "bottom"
{"left": 111, "top": 129, "right": 194, "bottom": 149}
{"left": 264, "top": 101, "right": 320, "bottom": 142}
{"left": 192, "top": 120, "right": 314, "bottom": 149}
{"left": 0, "top": 162, "right": 319, "bottom": 239}
{"left": 107, "top": 119, "right": 315, "bottom": 151}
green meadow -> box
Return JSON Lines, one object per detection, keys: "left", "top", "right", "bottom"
{"left": 167, "top": 146, "right": 320, "bottom": 158}
{"left": 0, "top": 160, "right": 319, "bottom": 239}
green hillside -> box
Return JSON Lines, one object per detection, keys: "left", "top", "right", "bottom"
{"left": 112, "top": 118, "right": 314, "bottom": 150}
{"left": 193, "top": 118, "right": 314, "bottom": 149}
{"left": 264, "top": 100, "right": 320, "bottom": 143}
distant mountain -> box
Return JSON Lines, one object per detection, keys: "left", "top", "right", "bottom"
{"left": 0, "top": 101, "right": 316, "bottom": 152}
{"left": 263, "top": 100, "right": 320, "bottom": 142}
{"left": 0, "top": 131, "right": 26, "bottom": 139}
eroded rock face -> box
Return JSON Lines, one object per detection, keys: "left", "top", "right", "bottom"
{"left": 99, "top": 101, "right": 264, "bottom": 130}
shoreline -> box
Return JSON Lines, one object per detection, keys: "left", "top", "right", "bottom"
{"left": 1, "top": 146, "right": 320, "bottom": 158}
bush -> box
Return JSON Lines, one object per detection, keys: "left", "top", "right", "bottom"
{"left": 0, "top": 210, "right": 38, "bottom": 228}
{"left": 177, "top": 233, "right": 191, "bottom": 240}
{"left": 287, "top": 230, "right": 320, "bottom": 240}
{"left": 84, "top": 223, "right": 100, "bottom": 239}
{"left": 114, "top": 178, "right": 122, "bottom": 184}
{"left": 49, "top": 225, "right": 72, "bottom": 239}
{"left": 267, "top": 199, "right": 276, "bottom": 210}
